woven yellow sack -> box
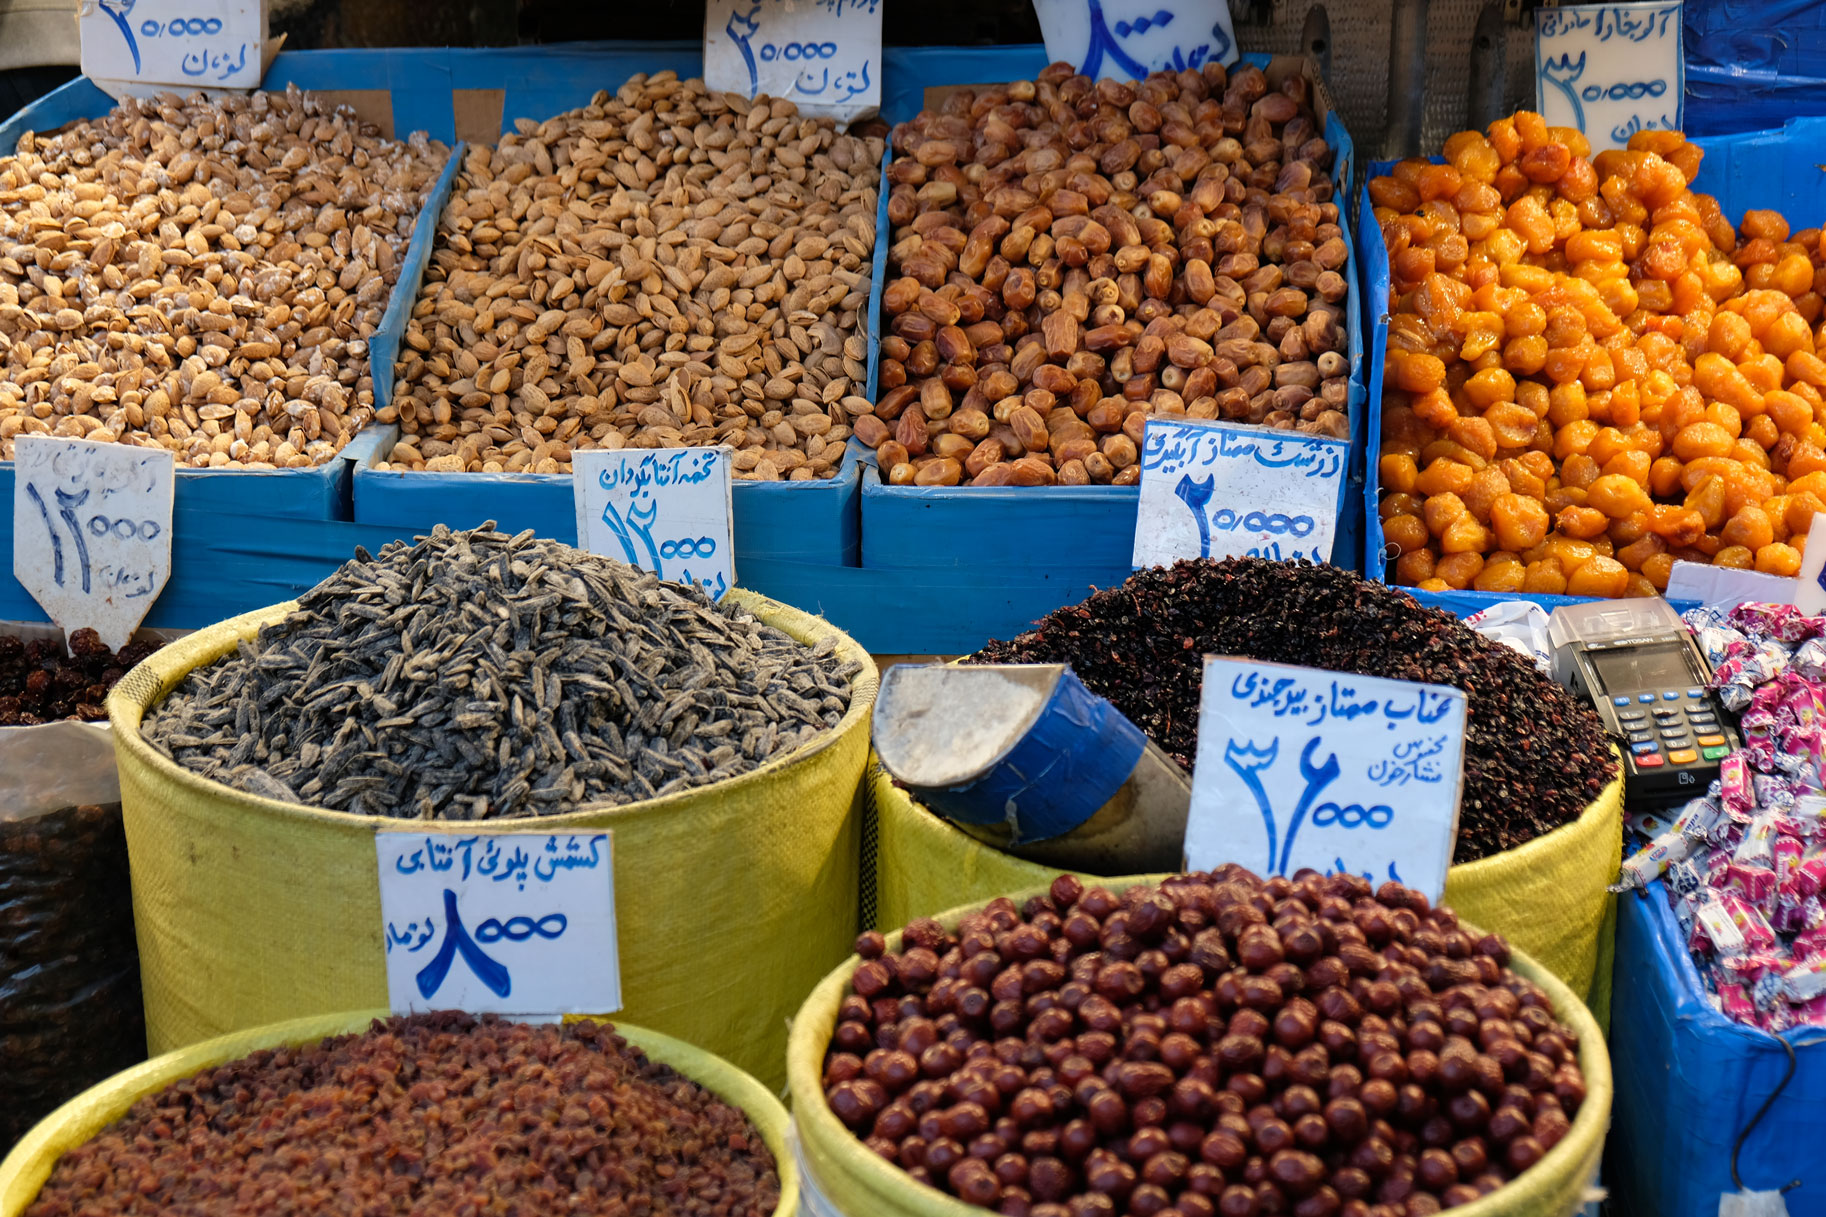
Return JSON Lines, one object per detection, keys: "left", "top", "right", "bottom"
{"left": 0, "top": 1010, "right": 798, "bottom": 1217}
{"left": 107, "top": 590, "right": 876, "bottom": 1090}
{"left": 794, "top": 877, "right": 1610, "bottom": 1217}
{"left": 868, "top": 756, "right": 1623, "bottom": 1021}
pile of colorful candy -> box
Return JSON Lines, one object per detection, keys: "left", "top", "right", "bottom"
{"left": 1614, "top": 602, "right": 1826, "bottom": 1030}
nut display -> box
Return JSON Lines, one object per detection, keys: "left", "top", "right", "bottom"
{"left": 24, "top": 1013, "right": 782, "bottom": 1217}
{"left": 0, "top": 627, "right": 161, "bottom": 724}
{"left": 142, "top": 523, "right": 859, "bottom": 818}
{"left": 824, "top": 870, "right": 1588, "bottom": 1216}
{"left": 1373, "top": 115, "right": 1826, "bottom": 597}
{"left": 381, "top": 72, "right": 882, "bottom": 480}
{"left": 864, "top": 59, "right": 1350, "bottom": 489}
{"left": 1, "top": 803, "right": 143, "bottom": 1149}
{"left": 970, "top": 558, "right": 1613, "bottom": 862}
{"left": 0, "top": 88, "right": 448, "bottom": 467}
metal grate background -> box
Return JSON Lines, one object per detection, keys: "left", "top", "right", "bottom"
{"left": 1233, "top": 1, "right": 1540, "bottom": 158}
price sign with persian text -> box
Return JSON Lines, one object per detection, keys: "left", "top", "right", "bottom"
{"left": 703, "top": 0, "right": 882, "bottom": 124}
{"left": 79, "top": 0, "right": 268, "bottom": 91}
{"left": 1184, "top": 658, "right": 1467, "bottom": 902}
{"left": 572, "top": 447, "right": 735, "bottom": 599}
{"left": 1535, "top": 2, "right": 1683, "bottom": 154}
{"left": 377, "top": 832, "right": 622, "bottom": 1018}
{"left": 13, "top": 436, "right": 174, "bottom": 652}
{"left": 1133, "top": 417, "right": 1347, "bottom": 569}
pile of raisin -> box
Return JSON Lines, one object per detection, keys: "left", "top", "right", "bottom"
{"left": 0, "top": 628, "right": 159, "bottom": 725}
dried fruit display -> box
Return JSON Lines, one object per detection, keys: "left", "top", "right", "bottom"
{"left": 0, "top": 88, "right": 448, "bottom": 468}
{"left": 24, "top": 1013, "right": 781, "bottom": 1217}
{"left": 382, "top": 73, "right": 882, "bottom": 480}
{"left": 142, "top": 523, "right": 858, "bottom": 818}
{"left": 865, "top": 59, "right": 1350, "bottom": 489}
{"left": 0, "top": 627, "right": 161, "bottom": 724}
{"left": 970, "top": 559, "right": 1612, "bottom": 862}
{"left": 824, "top": 871, "right": 1589, "bottom": 1216}
{"left": 1372, "top": 115, "right": 1826, "bottom": 597}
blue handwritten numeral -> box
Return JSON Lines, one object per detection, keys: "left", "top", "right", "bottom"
{"left": 417, "top": 889, "right": 511, "bottom": 1000}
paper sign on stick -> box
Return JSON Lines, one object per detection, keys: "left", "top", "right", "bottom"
{"left": 80, "top": 0, "right": 269, "bottom": 92}
{"left": 1133, "top": 417, "right": 1347, "bottom": 569}
{"left": 704, "top": 0, "right": 882, "bottom": 124}
{"left": 13, "top": 436, "right": 174, "bottom": 652}
{"left": 1184, "top": 657, "right": 1468, "bottom": 902}
{"left": 377, "top": 832, "right": 622, "bottom": 1018}
{"left": 572, "top": 447, "right": 736, "bottom": 599}
{"left": 1535, "top": 2, "right": 1683, "bottom": 154}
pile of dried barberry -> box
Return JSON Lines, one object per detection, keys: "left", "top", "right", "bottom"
{"left": 826, "top": 870, "right": 1588, "bottom": 1216}
{"left": 970, "top": 559, "right": 1614, "bottom": 861}
{"left": 25, "top": 1013, "right": 781, "bottom": 1217}
{"left": 0, "top": 629, "right": 160, "bottom": 725}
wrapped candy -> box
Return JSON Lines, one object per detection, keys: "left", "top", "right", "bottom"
{"left": 1719, "top": 752, "right": 1756, "bottom": 818}
{"left": 1727, "top": 603, "right": 1826, "bottom": 643}
{"left": 1794, "top": 636, "right": 1826, "bottom": 681}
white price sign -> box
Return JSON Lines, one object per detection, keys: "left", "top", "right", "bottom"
{"left": 1133, "top": 417, "right": 1347, "bottom": 569}
{"left": 1184, "top": 658, "right": 1468, "bottom": 902}
{"left": 13, "top": 436, "right": 174, "bottom": 651}
{"left": 573, "top": 447, "right": 735, "bottom": 599}
{"left": 1535, "top": 2, "right": 1683, "bottom": 154}
{"left": 377, "top": 832, "right": 622, "bottom": 1018}
{"left": 80, "top": 0, "right": 267, "bottom": 91}
{"left": 704, "top": 0, "right": 882, "bottom": 124}
{"left": 1795, "top": 512, "right": 1826, "bottom": 616}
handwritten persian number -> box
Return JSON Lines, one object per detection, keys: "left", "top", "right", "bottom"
{"left": 1581, "top": 80, "right": 1666, "bottom": 101}
{"left": 475, "top": 913, "right": 568, "bottom": 943}
{"left": 1312, "top": 802, "right": 1395, "bottom": 829}
{"left": 1210, "top": 509, "right": 1316, "bottom": 537}
{"left": 139, "top": 17, "right": 225, "bottom": 36}
{"left": 760, "top": 41, "right": 839, "bottom": 61}
{"left": 658, "top": 536, "right": 717, "bottom": 559}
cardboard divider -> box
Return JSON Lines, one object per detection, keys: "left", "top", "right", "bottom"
{"left": 862, "top": 49, "right": 1365, "bottom": 580}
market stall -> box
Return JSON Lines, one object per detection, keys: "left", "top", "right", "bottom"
{"left": 0, "top": 3, "right": 1823, "bottom": 1215}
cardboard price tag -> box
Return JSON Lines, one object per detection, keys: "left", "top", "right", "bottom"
{"left": 80, "top": 0, "right": 269, "bottom": 92}
{"left": 1535, "top": 2, "right": 1683, "bottom": 154}
{"left": 1133, "top": 417, "right": 1347, "bottom": 569}
{"left": 13, "top": 436, "right": 174, "bottom": 652}
{"left": 572, "top": 447, "right": 735, "bottom": 599}
{"left": 377, "top": 832, "right": 622, "bottom": 1018}
{"left": 1184, "top": 657, "right": 1468, "bottom": 902}
{"left": 703, "top": 0, "right": 882, "bottom": 124}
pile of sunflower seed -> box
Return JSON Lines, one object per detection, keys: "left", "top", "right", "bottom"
{"left": 141, "top": 524, "right": 858, "bottom": 819}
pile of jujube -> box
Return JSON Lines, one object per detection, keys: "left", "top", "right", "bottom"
{"left": 823, "top": 869, "right": 1587, "bottom": 1217}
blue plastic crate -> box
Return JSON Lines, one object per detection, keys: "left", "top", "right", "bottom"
{"left": 1608, "top": 882, "right": 1826, "bottom": 1217}
{"left": 1359, "top": 126, "right": 1825, "bottom": 618}
{"left": 860, "top": 48, "right": 1366, "bottom": 579}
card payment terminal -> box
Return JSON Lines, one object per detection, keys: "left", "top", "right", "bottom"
{"left": 1548, "top": 599, "right": 1739, "bottom": 809}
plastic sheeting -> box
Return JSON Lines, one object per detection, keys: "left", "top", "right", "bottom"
{"left": 1684, "top": 0, "right": 1826, "bottom": 137}
{"left": 1607, "top": 882, "right": 1826, "bottom": 1217}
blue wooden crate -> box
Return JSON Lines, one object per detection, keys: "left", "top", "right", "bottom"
{"left": 1360, "top": 123, "right": 1826, "bottom": 617}
{"left": 340, "top": 41, "right": 865, "bottom": 568}
{"left": 0, "top": 57, "right": 467, "bottom": 522}
{"left": 860, "top": 48, "right": 1366, "bottom": 577}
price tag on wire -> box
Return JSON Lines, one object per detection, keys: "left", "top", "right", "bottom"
{"left": 79, "top": 0, "right": 270, "bottom": 93}
{"left": 1182, "top": 657, "right": 1468, "bottom": 902}
{"left": 377, "top": 832, "right": 622, "bottom": 1019}
{"left": 13, "top": 436, "right": 174, "bottom": 651}
{"left": 572, "top": 447, "right": 735, "bottom": 599}
{"left": 1133, "top": 417, "right": 1348, "bottom": 569}
{"left": 703, "top": 0, "right": 882, "bottom": 124}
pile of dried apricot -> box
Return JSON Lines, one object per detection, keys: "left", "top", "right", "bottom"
{"left": 1372, "top": 113, "right": 1826, "bottom": 598}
